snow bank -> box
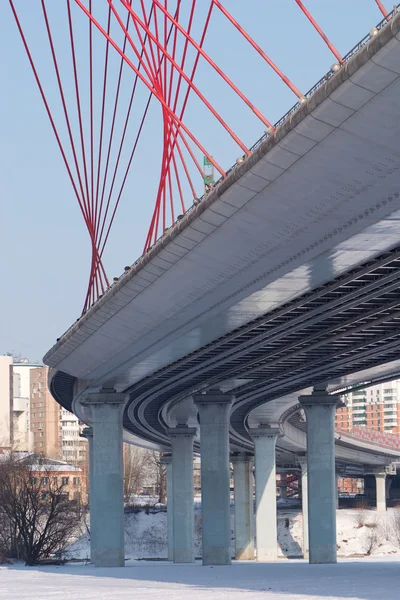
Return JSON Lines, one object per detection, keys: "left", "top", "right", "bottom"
{"left": 68, "top": 507, "right": 400, "bottom": 561}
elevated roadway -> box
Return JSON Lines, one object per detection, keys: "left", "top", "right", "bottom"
{"left": 45, "top": 12, "right": 400, "bottom": 470}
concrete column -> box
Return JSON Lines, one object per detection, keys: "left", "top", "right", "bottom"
{"left": 299, "top": 386, "right": 339, "bottom": 565}
{"left": 82, "top": 389, "right": 125, "bottom": 567}
{"left": 231, "top": 454, "right": 254, "bottom": 560}
{"left": 80, "top": 427, "right": 95, "bottom": 561}
{"left": 375, "top": 473, "right": 387, "bottom": 512}
{"left": 298, "top": 455, "right": 308, "bottom": 559}
{"left": 336, "top": 474, "right": 340, "bottom": 509}
{"left": 193, "top": 390, "right": 234, "bottom": 566}
{"left": 249, "top": 426, "right": 281, "bottom": 561}
{"left": 167, "top": 427, "right": 196, "bottom": 563}
{"left": 160, "top": 453, "right": 173, "bottom": 561}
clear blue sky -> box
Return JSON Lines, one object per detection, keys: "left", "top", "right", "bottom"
{"left": 0, "top": 0, "right": 388, "bottom": 361}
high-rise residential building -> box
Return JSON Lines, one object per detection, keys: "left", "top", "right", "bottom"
{"left": 30, "top": 366, "right": 61, "bottom": 456}
{"left": 0, "top": 355, "right": 13, "bottom": 448}
{"left": 336, "top": 381, "right": 400, "bottom": 434}
{"left": 13, "top": 359, "right": 42, "bottom": 450}
{"left": 0, "top": 355, "right": 41, "bottom": 450}
{"left": 30, "top": 366, "right": 87, "bottom": 464}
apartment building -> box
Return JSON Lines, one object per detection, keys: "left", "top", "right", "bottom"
{"left": 336, "top": 381, "right": 400, "bottom": 434}
{"left": 30, "top": 366, "right": 87, "bottom": 464}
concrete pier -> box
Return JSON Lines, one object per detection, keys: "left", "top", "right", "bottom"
{"left": 194, "top": 390, "right": 234, "bottom": 566}
{"left": 299, "top": 387, "right": 339, "bottom": 564}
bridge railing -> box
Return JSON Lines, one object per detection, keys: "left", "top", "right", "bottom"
{"left": 337, "top": 425, "right": 400, "bottom": 452}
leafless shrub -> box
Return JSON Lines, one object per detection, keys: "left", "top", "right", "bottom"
{"left": 365, "top": 517, "right": 379, "bottom": 529}
{"left": 0, "top": 454, "right": 81, "bottom": 565}
{"left": 363, "top": 530, "right": 379, "bottom": 555}
{"left": 390, "top": 508, "right": 400, "bottom": 548}
{"left": 355, "top": 496, "right": 369, "bottom": 510}
{"left": 353, "top": 510, "right": 367, "bottom": 529}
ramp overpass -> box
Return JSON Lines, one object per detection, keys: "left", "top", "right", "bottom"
{"left": 45, "top": 12, "right": 400, "bottom": 567}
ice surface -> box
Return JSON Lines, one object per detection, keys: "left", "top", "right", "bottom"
{"left": 1, "top": 557, "right": 400, "bottom": 600}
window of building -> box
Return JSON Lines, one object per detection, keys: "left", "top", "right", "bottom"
{"left": 39, "top": 432, "right": 44, "bottom": 437}
{"left": 40, "top": 477, "right": 49, "bottom": 486}
{"left": 30, "top": 477, "right": 37, "bottom": 485}
{"left": 39, "top": 412, "right": 44, "bottom": 418}
{"left": 384, "top": 389, "right": 395, "bottom": 393}
{"left": 61, "top": 477, "right": 69, "bottom": 485}
{"left": 73, "top": 477, "right": 80, "bottom": 486}
{"left": 53, "top": 476, "right": 58, "bottom": 484}
{"left": 38, "top": 423, "right": 44, "bottom": 429}
{"left": 39, "top": 442, "right": 44, "bottom": 448}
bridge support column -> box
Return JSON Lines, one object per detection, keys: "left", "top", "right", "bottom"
{"left": 299, "top": 387, "right": 339, "bottom": 564}
{"left": 336, "top": 473, "right": 340, "bottom": 509}
{"left": 249, "top": 426, "right": 281, "bottom": 561}
{"left": 160, "top": 453, "right": 173, "bottom": 561}
{"left": 83, "top": 389, "right": 125, "bottom": 567}
{"left": 232, "top": 454, "right": 254, "bottom": 560}
{"left": 194, "top": 390, "right": 234, "bottom": 566}
{"left": 80, "top": 427, "right": 95, "bottom": 562}
{"left": 298, "top": 455, "right": 309, "bottom": 559}
{"left": 375, "top": 473, "right": 387, "bottom": 512}
{"left": 167, "top": 427, "right": 196, "bottom": 563}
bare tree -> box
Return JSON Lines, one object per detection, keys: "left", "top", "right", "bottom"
{"left": 0, "top": 454, "right": 81, "bottom": 565}
{"left": 150, "top": 452, "right": 166, "bottom": 504}
{"left": 363, "top": 529, "right": 379, "bottom": 555}
{"left": 123, "top": 445, "right": 150, "bottom": 504}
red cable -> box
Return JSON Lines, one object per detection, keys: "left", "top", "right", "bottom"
{"left": 212, "top": 0, "right": 304, "bottom": 98}
{"left": 172, "top": 151, "right": 186, "bottom": 213}
{"left": 40, "top": 0, "right": 90, "bottom": 222}
{"left": 375, "top": 0, "right": 391, "bottom": 19}
{"left": 162, "top": 1, "right": 212, "bottom": 203}
{"left": 97, "top": 5, "right": 157, "bottom": 252}
{"left": 94, "top": 5, "right": 112, "bottom": 242}
{"left": 66, "top": 0, "right": 91, "bottom": 217}
{"left": 98, "top": 2, "right": 179, "bottom": 254}
{"left": 153, "top": 0, "right": 273, "bottom": 129}
{"left": 294, "top": 0, "right": 344, "bottom": 64}
{"left": 9, "top": 0, "right": 108, "bottom": 299}
{"left": 75, "top": 0, "right": 226, "bottom": 177}
{"left": 96, "top": 0, "right": 133, "bottom": 245}
{"left": 89, "top": 0, "right": 95, "bottom": 227}
{"left": 116, "top": 0, "right": 251, "bottom": 156}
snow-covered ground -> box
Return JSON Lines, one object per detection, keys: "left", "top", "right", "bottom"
{"left": 1, "top": 557, "right": 400, "bottom": 600}
{"left": 69, "top": 507, "right": 400, "bottom": 560}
